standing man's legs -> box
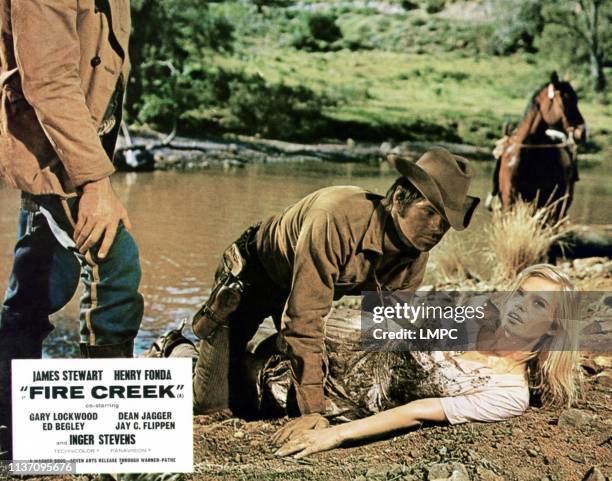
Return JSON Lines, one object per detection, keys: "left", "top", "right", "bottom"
{"left": 0, "top": 199, "right": 81, "bottom": 459}
{"left": 33, "top": 195, "right": 144, "bottom": 356}
{"left": 0, "top": 194, "right": 143, "bottom": 458}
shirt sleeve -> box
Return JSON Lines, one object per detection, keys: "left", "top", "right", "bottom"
{"left": 11, "top": 0, "right": 115, "bottom": 187}
{"left": 439, "top": 388, "right": 529, "bottom": 424}
{"left": 281, "top": 209, "right": 347, "bottom": 414}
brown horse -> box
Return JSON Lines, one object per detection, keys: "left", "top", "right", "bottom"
{"left": 497, "top": 72, "right": 587, "bottom": 220}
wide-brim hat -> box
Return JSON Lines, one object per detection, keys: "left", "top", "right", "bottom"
{"left": 387, "top": 147, "right": 480, "bottom": 231}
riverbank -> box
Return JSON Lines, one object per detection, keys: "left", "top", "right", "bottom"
{"left": 116, "top": 131, "right": 494, "bottom": 171}
{"left": 117, "top": 127, "right": 607, "bottom": 172}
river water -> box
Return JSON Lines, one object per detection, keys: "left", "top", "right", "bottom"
{"left": 1, "top": 161, "right": 610, "bottom": 356}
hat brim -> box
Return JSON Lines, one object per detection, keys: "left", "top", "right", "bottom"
{"left": 387, "top": 153, "right": 480, "bottom": 230}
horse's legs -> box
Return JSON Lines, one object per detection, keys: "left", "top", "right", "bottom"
{"left": 491, "top": 156, "right": 502, "bottom": 196}
{"left": 498, "top": 155, "right": 514, "bottom": 210}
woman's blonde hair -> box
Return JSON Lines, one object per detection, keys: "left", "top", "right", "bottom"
{"left": 509, "top": 264, "right": 581, "bottom": 407}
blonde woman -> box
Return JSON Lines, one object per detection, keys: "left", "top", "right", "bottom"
{"left": 274, "top": 264, "right": 580, "bottom": 458}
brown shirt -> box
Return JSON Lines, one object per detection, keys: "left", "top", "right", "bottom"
{"left": 256, "top": 186, "right": 428, "bottom": 413}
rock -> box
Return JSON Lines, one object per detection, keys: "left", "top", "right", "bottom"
{"left": 593, "top": 356, "right": 612, "bottom": 369}
{"left": 582, "top": 320, "right": 612, "bottom": 335}
{"left": 475, "top": 466, "right": 504, "bottom": 481}
{"left": 573, "top": 257, "right": 608, "bottom": 270}
{"left": 364, "top": 464, "right": 403, "bottom": 479}
{"left": 568, "top": 452, "right": 586, "bottom": 463}
{"left": 582, "top": 321, "right": 604, "bottom": 335}
{"left": 596, "top": 371, "right": 612, "bottom": 387}
{"left": 233, "top": 430, "right": 245, "bottom": 439}
{"left": 596, "top": 433, "right": 611, "bottom": 446}
{"left": 558, "top": 409, "right": 595, "bottom": 428}
{"left": 439, "top": 446, "right": 448, "bottom": 456}
{"left": 527, "top": 449, "right": 538, "bottom": 457}
{"left": 581, "top": 358, "right": 604, "bottom": 375}
{"left": 427, "top": 463, "right": 450, "bottom": 480}
{"left": 582, "top": 466, "right": 606, "bottom": 481}
{"left": 380, "top": 142, "right": 392, "bottom": 155}
{"left": 427, "top": 462, "right": 469, "bottom": 481}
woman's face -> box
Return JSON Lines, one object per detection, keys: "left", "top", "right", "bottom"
{"left": 500, "top": 276, "right": 561, "bottom": 342}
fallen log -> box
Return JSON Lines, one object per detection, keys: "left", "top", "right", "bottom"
{"left": 114, "top": 129, "right": 493, "bottom": 171}
{"left": 549, "top": 224, "right": 612, "bottom": 260}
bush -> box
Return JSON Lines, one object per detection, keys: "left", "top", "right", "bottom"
{"left": 135, "top": 63, "right": 337, "bottom": 141}
{"left": 291, "top": 13, "right": 343, "bottom": 51}
{"left": 309, "top": 13, "right": 343, "bottom": 42}
{"left": 401, "top": 0, "right": 419, "bottom": 10}
{"left": 225, "top": 77, "right": 336, "bottom": 140}
{"left": 423, "top": 0, "right": 445, "bottom": 14}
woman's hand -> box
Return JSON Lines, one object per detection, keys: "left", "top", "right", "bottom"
{"left": 274, "top": 399, "right": 446, "bottom": 459}
{"left": 274, "top": 426, "right": 342, "bottom": 459}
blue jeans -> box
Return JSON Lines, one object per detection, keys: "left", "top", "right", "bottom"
{"left": 0, "top": 194, "right": 143, "bottom": 347}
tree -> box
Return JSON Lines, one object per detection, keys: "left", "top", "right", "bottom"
{"left": 126, "top": 0, "right": 234, "bottom": 121}
{"left": 489, "top": 0, "right": 545, "bottom": 55}
{"left": 541, "top": 0, "right": 609, "bottom": 93}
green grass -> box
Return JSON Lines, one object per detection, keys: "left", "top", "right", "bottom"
{"left": 213, "top": 45, "right": 610, "bottom": 148}
{"left": 197, "top": 2, "right": 611, "bottom": 154}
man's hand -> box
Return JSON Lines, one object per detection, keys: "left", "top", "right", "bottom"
{"left": 274, "top": 426, "right": 342, "bottom": 459}
{"left": 271, "top": 413, "right": 329, "bottom": 446}
{"left": 74, "top": 177, "right": 132, "bottom": 259}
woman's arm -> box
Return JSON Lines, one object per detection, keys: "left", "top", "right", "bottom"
{"left": 275, "top": 398, "right": 446, "bottom": 459}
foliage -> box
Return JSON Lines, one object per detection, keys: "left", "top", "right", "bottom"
{"left": 135, "top": 61, "right": 336, "bottom": 142}
{"left": 538, "top": 0, "right": 610, "bottom": 93}
{"left": 489, "top": 0, "right": 610, "bottom": 93}
{"left": 224, "top": 76, "right": 336, "bottom": 140}
{"left": 423, "top": 0, "right": 446, "bottom": 14}
{"left": 125, "top": 0, "right": 611, "bottom": 149}
{"left": 431, "top": 232, "right": 480, "bottom": 285}
{"left": 489, "top": 0, "right": 545, "bottom": 55}
{"left": 401, "top": 0, "right": 420, "bottom": 10}
{"left": 127, "top": 0, "right": 234, "bottom": 121}
{"left": 291, "top": 13, "right": 343, "bottom": 51}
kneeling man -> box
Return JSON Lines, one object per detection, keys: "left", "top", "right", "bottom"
{"left": 189, "top": 147, "right": 479, "bottom": 436}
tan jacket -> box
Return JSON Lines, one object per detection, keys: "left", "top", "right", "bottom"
{"left": 257, "top": 186, "right": 428, "bottom": 414}
{"left": 0, "top": 0, "right": 131, "bottom": 196}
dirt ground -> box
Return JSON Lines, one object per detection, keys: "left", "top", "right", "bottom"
{"left": 11, "top": 356, "right": 610, "bottom": 481}
{"left": 186, "top": 359, "right": 610, "bottom": 481}
{"left": 7, "top": 261, "right": 611, "bottom": 481}
{"left": 182, "top": 265, "right": 611, "bottom": 481}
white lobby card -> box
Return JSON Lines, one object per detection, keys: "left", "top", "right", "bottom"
{"left": 11, "top": 358, "right": 193, "bottom": 473}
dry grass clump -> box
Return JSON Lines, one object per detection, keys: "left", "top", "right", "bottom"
{"left": 431, "top": 232, "right": 481, "bottom": 285}
{"left": 486, "top": 198, "right": 570, "bottom": 286}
